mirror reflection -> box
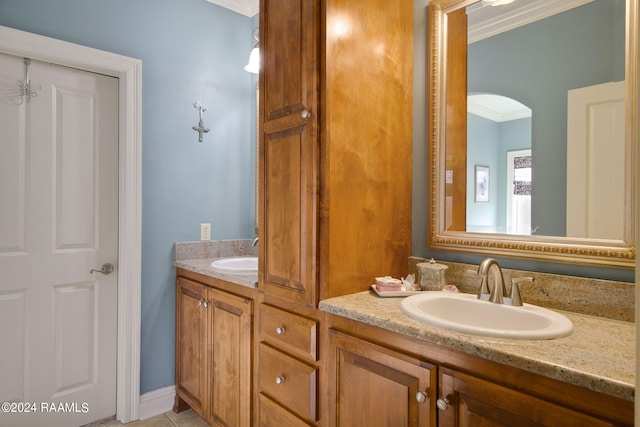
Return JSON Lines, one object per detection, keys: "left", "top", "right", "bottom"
{"left": 429, "top": 0, "right": 636, "bottom": 267}
{"left": 461, "top": 0, "right": 626, "bottom": 238}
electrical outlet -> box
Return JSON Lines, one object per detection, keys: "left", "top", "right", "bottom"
{"left": 200, "top": 223, "right": 211, "bottom": 241}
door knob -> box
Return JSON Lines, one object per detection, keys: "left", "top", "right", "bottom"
{"left": 90, "top": 263, "right": 114, "bottom": 275}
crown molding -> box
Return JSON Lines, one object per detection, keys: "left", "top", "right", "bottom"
{"left": 206, "top": 0, "right": 258, "bottom": 17}
{"left": 468, "top": 0, "right": 594, "bottom": 43}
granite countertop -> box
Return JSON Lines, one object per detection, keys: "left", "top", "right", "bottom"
{"left": 319, "top": 291, "right": 635, "bottom": 402}
{"left": 174, "top": 240, "right": 258, "bottom": 288}
{"left": 174, "top": 258, "right": 258, "bottom": 289}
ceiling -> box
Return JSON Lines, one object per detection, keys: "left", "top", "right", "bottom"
{"left": 204, "top": 0, "right": 594, "bottom": 32}
{"left": 468, "top": 94, "right": 532, "bottom": 122}
{"left": 206, "top": 0, "right": 258, "bottom": 17}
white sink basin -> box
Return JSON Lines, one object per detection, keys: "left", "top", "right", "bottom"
{"left": 401, "top": 292, "right": 573, "bottom": 339}
{"left": 210, "top": 256, "right": 258, "bottom": 275}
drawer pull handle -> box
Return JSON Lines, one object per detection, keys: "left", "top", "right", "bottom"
{"left": 275, "top": 326, "right": 286, "bottom": 335}
{"left": 436, "top": 398, "right": 450, "bottom": 411}
{"left": 275, "top": 375, "right": 285, "bottom": 385}
{"left": 415, "top": 391, "right": 428, "bottom": 403}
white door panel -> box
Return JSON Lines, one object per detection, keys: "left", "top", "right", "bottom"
{"left": 567, "top": 81, "right": 625, "bottom": 240}
{"left": 0, "top": 57, "right": 27, "bottom": 254}
{"left": 0, "top": 53, "right": 118, "bottom": 426}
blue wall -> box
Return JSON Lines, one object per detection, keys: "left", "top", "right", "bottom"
{"left": 467, "top": 115, "right": 532, "bottom": 232}
{"left": 0, "top": 0, "right": 257, "bottom": 393}
{"left": 466, "top": 114, "right": 500, "bottom": 232}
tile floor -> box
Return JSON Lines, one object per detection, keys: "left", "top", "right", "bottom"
{"left": 88, "top": 409, "right": 208, "bottom": 427}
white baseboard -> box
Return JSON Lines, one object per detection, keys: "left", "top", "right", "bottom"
{"left": 138, "top": 385, "right": 176, "bottom": 420}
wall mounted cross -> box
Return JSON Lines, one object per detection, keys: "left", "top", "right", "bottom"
{"left": 192, "top": 101, "right": 210, "bottom": 142}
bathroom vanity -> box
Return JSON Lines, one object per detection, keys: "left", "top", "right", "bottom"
{"left": 320, "top": 291, "right": 634, "bottom": 426}
{"left": 255, "top": 0, "right": 413, "bottom": 423}
{"left": 173, "top": 242, "right": 634, "bottom": 426}
{"left": 173, "top": 0, "right": 639, "bottom": 423}
{"left": 173, "top": 241, "right": 258, "bottom": 427}
{"left": 174, "top": 269, "right": 254, "bottom": 426}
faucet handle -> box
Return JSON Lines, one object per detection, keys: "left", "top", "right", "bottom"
{"left": 509, "top": 277, "right": 533, "bottom": 306}
{"left": 466, "top": 269, "right": 490, "bottom": 300}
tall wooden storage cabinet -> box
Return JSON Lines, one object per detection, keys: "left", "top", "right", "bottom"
{"left": 258, "top": 0, "right": 414, "bottom": 305}
{"left": 257, "top": 0, "right": 414, "bottom": 424}
{"left": 259, "top": 0, "right": 319, "bottom": 307}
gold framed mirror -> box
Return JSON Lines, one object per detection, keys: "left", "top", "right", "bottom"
{"left": 428, "top": 0, "right": 637, "bottom": 268}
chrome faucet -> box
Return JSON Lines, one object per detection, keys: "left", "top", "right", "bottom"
{"left": 477, "top": 258, "right": 508, "bottom": 304}
{"left": 251, "top": 237, "right": 259, "bottom": 247}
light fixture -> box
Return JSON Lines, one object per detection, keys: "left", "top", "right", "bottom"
{"left": 244, "top": 28, "right": 259, "bottom": 74}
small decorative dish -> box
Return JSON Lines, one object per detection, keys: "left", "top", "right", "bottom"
{"left": 370, "top": 284, "right": 423, "bottom": 298}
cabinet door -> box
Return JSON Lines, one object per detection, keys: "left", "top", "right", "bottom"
{"left": 259, "top": 0, "right": 319, "bottom": 306}
{"left": 329, "top": 330, "right": 436, "bottom": 427}
{"left": 175, "top": 278, "right": 209, "bottom": 416}
{"left": 261, "top": 0, "right": 317, "bottom": 122}
{"left": 438, "top": 368, "right": 615, "bottom": 427}
{"left": 207, "top": 289, "right": 253, "bottom": 427}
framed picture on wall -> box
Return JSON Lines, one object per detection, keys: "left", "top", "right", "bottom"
{"left": 475, "top": 165, "right": 490, "bottom": 203}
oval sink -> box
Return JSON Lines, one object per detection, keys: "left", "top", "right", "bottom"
{"left": 401, "top": 292, "right": 573, "bottom": 339}
{"left": 210, "top": 256, "right": 258, "bottom": 275}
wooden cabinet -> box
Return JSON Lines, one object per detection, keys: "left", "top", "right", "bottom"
{"left": 329, "top": 330, "right": 436, "bottom": 427}
{"left": 259, "top": 0, "right": 319, "bottom": 307}
{"left": 256, "top": 303, "right": 319, "bottom": 425}
{"left": 174, "top": 271, "right": 254, "bottom": 427}
{"left": 259, "top": 303, "right": 318, "bottom": 362}
{"left": 324, "top": 315, "right": 634, "bottom": 427}
{"left": 207, "top": 288, "right": 252, "bottom": 427}
{"left": 437, "top": 368, "right": 618, "bottom": 427}
{"left": 258, "top": 0, "right": 414, "bottom": 306}
{"left": 175, "top": 277, "right": 208, "bottom": 415}
{"left": 258, "top": 0, "right": 414, "bottom": 422}
{"left": 258, "top": 343, "right": 318, "bottom": 422}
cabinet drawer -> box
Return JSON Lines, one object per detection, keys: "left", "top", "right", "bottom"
{"left": 258, "top": 393, "right": 314, "bottom": 427}
{"left": 258, "top": 343, "right": 318, "bottom": 422}
{"left": 259, "top": 304, "right": 318, "bottom": 361}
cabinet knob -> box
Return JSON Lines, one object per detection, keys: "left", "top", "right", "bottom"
{"left": 203, "top": 301, "right": 209, "bottom": 308}
{"left": 275, "top": 326, "right": 286, "bottom": 335}
{"left": 301, "top": 109, "right": 311, "bottom": 119}
{"left": 415, "top": 391, "right": 428, "bottom": 404}
{"left": 436, "top": 398, "right": 450, "bottom": 411}
{"left": 275, "top": 375, "right": 285, "bottom": 385}
{"left": 198, "top": 300, "right": 202, "bottom": 307}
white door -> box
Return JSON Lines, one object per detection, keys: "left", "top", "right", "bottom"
{"left": 0, "top": 53, "right": 118, "bottom": 426}
{"left": 566, "top": 81, "right": 625, "bottom": 240}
